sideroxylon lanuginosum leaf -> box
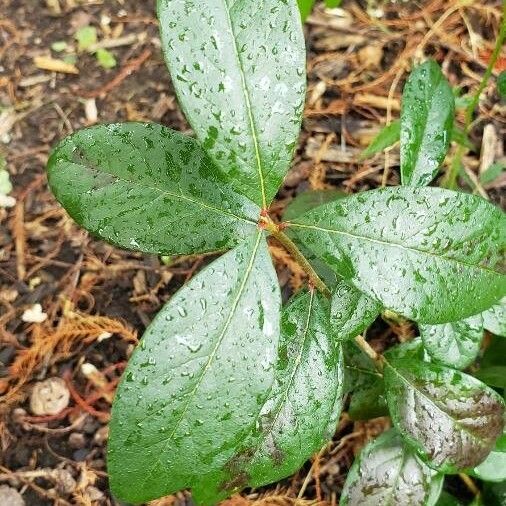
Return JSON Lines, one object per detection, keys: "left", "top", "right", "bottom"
{"left": 158, "top": 0, "right": 306, "bottom": 208}
{"left": 108, "top": 232, "right": 281, "bottom": 504}
{"left": 340, "top": 429, "right": 443, "bottom": 506}
{"left": 225, "top": 290, "right": 344, "bottom": 491}
{"left": 419, "top": 314, "right": 484, "bottom": 370}
{"left": 290, "top": 186, "right": 506, "bottom": 324}
{"left": 47, "top": 123, "right": 260, "bottom": 256}
{"left": 400, "top": 60, "right": 455, "bottom": 187}
{"left": 384, "top": 358, "right": 505, "bottom": 473}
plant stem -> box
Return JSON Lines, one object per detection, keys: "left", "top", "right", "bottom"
{"left": 354, "top": 334, "right": 384, "bottom": 370}
{"left": 444, "top": 0, "right": 506, "bottom": 189}
{"left": 270, "top": 228, "right": 332, "bottom": 299}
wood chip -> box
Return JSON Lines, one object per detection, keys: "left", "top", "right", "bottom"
{"left": 34, "top": 56, "right": 79, "bottom": 75}
{"left": 479, "top": 124, "right": 498, "bottom": 174}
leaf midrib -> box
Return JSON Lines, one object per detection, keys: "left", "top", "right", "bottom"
{"left": 222, "top": 0, "right": 267, "bottom": 208}
{"left": 289, "top": 222, "right": 502, "bottom": 276}
{"left": 137, "top": 232, "right": 264, "bottom": 492}
{"left": 64, "top": 155, "right": 258, "bottom": 226}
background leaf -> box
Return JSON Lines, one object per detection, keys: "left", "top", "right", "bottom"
{"left": 158, "top": 0, "right": 306, "bottom": 207}
{"left": 359, "top": 119, "right": 400, "bottom": 160}
{"left": 401, "top": 60, "right": 455, "bottom": 186}
{"left": 483, "top": 297, "right": 506, "bottom": 336}
{"left": 384, "top": 358, "right": 505, "bottom": 473}
{"left": 340, "top": 429, "right": 443, "bottom": 506}
{"left": 230, "top": 290, "right": 344, "bottom": 489}
{"left": 48, "top": 123, "right": 259, "bottom": 256}
{"left": 297, "top": 0, "right": 316, "bottom": 21}
{"left": 330, "top": 281, "right": 381, "bottom": 341}
{"left": 419, "top": 314, "right": 484, "bottom": 369}
{"left": 284, "top": 190, "right": 345, "bottom": 221}
{"left": 471, "top": 432, "right": 506, "bottom": 482}
{"left": 290, "top": 186, "right": 506, "bottom": 323}
{"left": 108, "top": 233, "right": 281, "bottom": 504}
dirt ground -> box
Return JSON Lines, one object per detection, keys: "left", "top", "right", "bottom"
{"left": 0, "top": 0, "right": 505, "bottom": 505}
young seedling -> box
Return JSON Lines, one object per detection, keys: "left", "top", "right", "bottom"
{"left": 47, "top": 0, "right": 506, "bottom": 504}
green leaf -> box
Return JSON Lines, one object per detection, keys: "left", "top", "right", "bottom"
{"left": 325, "top": 0, "right": 343, "bottom": 7}
{"left": 229, "top": 290, "right": 345, "bottom": 489}
{"left": 51, "top": 40, "right": 68, "bottom": 52}
{"left": 340, "top": 429, "right": 443, "bottom": 505}
{"left": 359, "top": 119, "right": 400, "bottom": 160}
{"left": 480, "top": 163, "right": 506, "bottom": 186}
{"left": 474, "top": 366, "right": 506, "bottom": 389}
{"left": 75, "top": 25, "right": 97, "bottom": 51}
{"left": 290, "top": 186, "right": 506, "bottom": 324}
{"left": 284, "top": 190, "right": 345, "bottom": 221}
{"left": 471, "top": 432, "right": 506, "bottom": 482}
{"left": 330, "top": 281, "right": 381, "bottom": 341}
{"left": 384, "top": 338, "right": 428, "bottom": 362}
{"left": 401, "top": 60, "right": 455, "bottom": 186}
{"left": 481, "top": 337, "right": 506, "bottom": 367}
{"left": 419, "top": 314, "right": 484, "bottom": 369}
{"left": 96, "top": 48, "right": 116, "bottom": 69}
{"left": 384, "top": 358, "right": 505, "bottom": 473}
{"left": 483, "top": 480, "right": 506, "bottom": 505}
{"left": 47, "top": 122, "right": 259, "bottom": 256}
{"left": 108, "top": 233, "right": 281, "bottom": 504}
{"left": 451, "top": 125, "right": 476, "bottom": 150}
{"left": 483, "top": 297, "right": 506, "bottom": 337}
{"left": 297, "top": 0, "right": 316, "bottom": 21}
{"left": 498, "top": 71, "right": 506, "bottom": 99}
{"left": 158, "top": 0, "right": 306, "bottom": 208}
{"left": 436, "top": 492, "right": 463, "bottom": 506}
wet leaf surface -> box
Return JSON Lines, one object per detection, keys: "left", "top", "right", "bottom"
{"left": 341, "top": 429, "right": 443, "bottom": 506}
{"left": 384, "top": 358, "right": 505, "bottom": 473}
{"left": 48, "top": 123, "right": 259, "bottom": 255}
{"left": 290, "top": 186, "right": 506, "bottom": 323}
{"left": 401, "top": 60, "right": 455, "bottom": 186}
{"left": 158, "top": 0, "right": 306, "bottom": 207}
{"left": 108, "top": 233, "right": 281, "bottom": 504}
{"left": 419, "top": 314, "right": 484, "bottom": 369}
{"left": 482, "top": 297, "right": 506, "bottom": 337}
{"left": 330, "top": 280, "right": 381, "bottom": 341}
{"left": 229, "top": 290, "right": 344, "bottom": 489}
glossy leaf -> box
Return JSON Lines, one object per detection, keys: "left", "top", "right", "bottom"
{"left": 108, "top": 233, "right": 281, "bottom": 504}
{"left": 158, "top": 0, "right": 306, "bottom": 207}
{"left": 401, "top": 60, "right": 455, "bottom": 186}
{"left": 290, "top": 186, "right": 506, "bottom": 324}
{"left": 230, "top": 290, "right": 345, "bottom": 488}
{"left": 341, "top": 429, "right": 443, "bottom": 506}
{"left": 384, "top": 338, "right": 428, "bottom": 362}
{"left": 483, "top": 297, "right": 506, "bottom": 337}
{"left": 330, "top": 281, "right": 381, "bottom": 341}
{"left": 471, "top": 432, "right": 506, "bottom": 482}
{"left": 284, "top": 190, "right": 344, "bottom": 221}
{"left": 419, "top": 314, "right": 484, "bottom": 369}
{"left": 48, "top": 123, "right": 259, "bottom": 256}
{"left": 384, "top": 358, "right": 505, "bottom": 473}
{"left": 359, "top": 119, "right": 400, "bottom": 160}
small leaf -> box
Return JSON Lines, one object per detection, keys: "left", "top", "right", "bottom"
{"left": 340, "top": 429, "right": 443, "bottom": 506}
{"left": 384, "top": 358, "right": 505, "bottom": 472}
{"left": 483, "top": 297, "right": 506, "bottom": 337}
{"left": 330, "top": 281, "right": 381, "bottom": 341}
{"left": 297, "top": 0, "right": 316, "bottom": 21}
{"left": 229, "top": 290, "right": 345, "bottom": 490}
{"left": 480, "top": 163, "right": 506, "bottom": 186}
{"left": 290, "top": 186, "right": 506, "bottom": 324}
{"left": 401, "top": 60, "right": 455, "bottom": 186}
{"left": 283, "top": 190, "right": 345, "bottom": 221}
{"left": 474, "top": 366, "right": 506, "bottom": 389}
{"left": 51, "top": 41, "right": 68, "bottom": 52}
{"left": 498, "top": 71, "right": 506, "bottom": 99}
{"left": 158, "top": 0, "right": 306, "bottom": 207}
{"left": 109, "top": 233, "right": 281, "bottom": 504}
{"left": 75, "top": 26, "right": 97, "bottom": 51}
{"left": 359, "top": 119, "right": 400, "bottom": 160}
{"left": 47, "top": 123, "right": 259, "bottom": 256}
{"left": 419, "top": 314, "right": 484, "bottom": 369}
{"left": 451, "top": 125, "right": 476, "bottom": 150}
{"left": 471, "top": 432, "right": 506, "bottom": 482}
{"left": 96, "top": 48, "right": 116, "bottom": 69}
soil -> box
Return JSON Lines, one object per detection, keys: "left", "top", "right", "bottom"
{"left": 0, "top": 0, "right": 504, "bottom": 505}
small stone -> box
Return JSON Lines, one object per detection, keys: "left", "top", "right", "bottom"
{"left": 0, "top": 485, "right": 25, "bottom": 506}
{"left": 93, "top": 425, "right": 109, "bottom": 445}
{"left": 53, "top": 469, "right": 76, "bottom": 495}
{"left": 30, "top": 377, "right": 70, "bottom": 416}
{"left": 21, "top": 304, "right": 47, "bottom": 323}
{"left": 68, "top": 432, "right": 86, "bottom": 449}
{"left": 86, "top": 486, "right": 104, "bottom": 501}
